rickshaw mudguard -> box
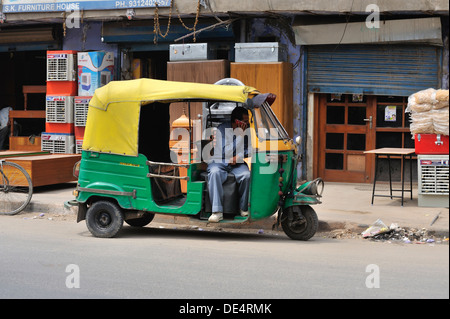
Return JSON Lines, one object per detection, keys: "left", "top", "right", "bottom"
{"left": 283, "top": 180, "right": 323, "bottom": 208}
{"left": 76, "top": 182, "right": 134, "bottom": 208}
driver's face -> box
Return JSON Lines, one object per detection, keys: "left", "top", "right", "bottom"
{"left": 235, "top": 114, "right": 249, "bottom": 129}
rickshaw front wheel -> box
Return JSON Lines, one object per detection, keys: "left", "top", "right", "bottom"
{"left": 281, "top": 205, "right": 318, "bottom": 241}
{"left": 86, "top": 200, "right": 124, "bottom": 238}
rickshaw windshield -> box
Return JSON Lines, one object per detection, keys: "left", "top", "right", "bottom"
{"left": 253, "top": 102, "right": 290, "bottom": 140}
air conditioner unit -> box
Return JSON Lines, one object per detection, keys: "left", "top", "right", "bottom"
{"left": 76, "top": 138, "right": 83, "bottom": 154}
{"left": 47, "top": 50, "right": 77, "bottom": 81}
{"left": 418, "top": 154, "right": 449, "bottom": 207}
{"left": 46, "top": 95, "right": 74, "bottom": 123}
{"left": 41, "top": 133, "right": 75, "bottom": 154}
{"left": 74, "top": 96, "right": 91, "bottom": 126}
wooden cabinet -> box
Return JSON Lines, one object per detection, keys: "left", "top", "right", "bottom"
{"left": 230, "top": 62, "right": 293, "bottom": 137}
{"left": 167, "top": 60, "right": 230, "bottom": 123}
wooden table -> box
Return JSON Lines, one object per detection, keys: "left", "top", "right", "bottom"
{"left": 5, "top": 154, "right": 81, "bottom": 187}
{"left": 364, "top": 148, "right": 415, "bottom": 206}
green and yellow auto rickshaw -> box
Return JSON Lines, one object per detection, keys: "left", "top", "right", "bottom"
{"left": 74, "top": 78, "right": 323, "bottom": 240}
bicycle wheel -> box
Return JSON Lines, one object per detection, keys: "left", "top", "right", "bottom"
{"left": 0, "top": 161, "right": 33, "bottom": 215}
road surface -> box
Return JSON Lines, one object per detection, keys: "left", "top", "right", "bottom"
{"left": 0, "top": 213, "right": 448, "bottom": 302}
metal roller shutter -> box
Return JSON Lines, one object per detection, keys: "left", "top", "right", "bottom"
{"left": 0, "top": 26, "right": 60, "bottom": 52}
{"left": 307, "top": 45, "right": 441, "bottom": 96}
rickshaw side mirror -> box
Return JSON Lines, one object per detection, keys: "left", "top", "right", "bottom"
{"left": 295, "top": 136, "right": 301, "bottom": 145}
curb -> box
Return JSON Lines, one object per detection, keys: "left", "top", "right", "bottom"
{"left": 20, "top": 201, "right": 449, "bottom": 239}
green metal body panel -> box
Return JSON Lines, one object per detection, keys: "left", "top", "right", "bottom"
{"left": 76, "top": 151, "right": 203, "bottom": 215}
{"left": 248, "top": 151, "right": 295, "bottom": 221}
{"left": 77, "top": 150, "right": 318, "bottom": 221}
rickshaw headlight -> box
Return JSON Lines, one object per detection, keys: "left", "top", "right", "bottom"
{"left": 314, "top": 178, "right": 324, "bottom": 197}
{"left": 309, "top": 181, "right": 317, "bottom": 195}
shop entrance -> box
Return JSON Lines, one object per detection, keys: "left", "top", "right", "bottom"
{"left": 314, "top": 93, "right": 415, "bottom": 183}
{"left": 129, "top": 50, "right": 169, "bottom": 80}
{"left": 0, "top": 50, "right": 47, "bottom": 150}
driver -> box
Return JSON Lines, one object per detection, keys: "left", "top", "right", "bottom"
{"left": 207, "top": 106, "right": 251, "bottom": 223}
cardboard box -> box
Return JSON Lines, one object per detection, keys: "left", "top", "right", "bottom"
{"left": 78, "top": 51, "right": 114, "bottom": 96}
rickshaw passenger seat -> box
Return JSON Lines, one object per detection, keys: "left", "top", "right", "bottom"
{"left": 148, "top": 164, "right": 183, "bottom": 205}
{"left": 200, "top": 171, "right": 240, "bottom": 214}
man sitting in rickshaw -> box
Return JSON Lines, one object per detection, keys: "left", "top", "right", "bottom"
{"left": 207, "top": 106, "right": 251, "bottom": 223}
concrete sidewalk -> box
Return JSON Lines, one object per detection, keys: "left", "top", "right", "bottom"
{"left": 23, "top": 181, "right": 449, "bottom": 238}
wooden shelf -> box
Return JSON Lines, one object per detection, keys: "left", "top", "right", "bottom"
{"left": 9, "top": 84, "right": 46, "bottom": 152}
{"left": 23, "top": 85, "right": 46, "bottom": 111}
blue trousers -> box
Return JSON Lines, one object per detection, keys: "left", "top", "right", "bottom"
{"left": 207, "top": 162, "right": 250, "bottom": 213}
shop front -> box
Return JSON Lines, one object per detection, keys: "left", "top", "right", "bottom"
{"left": 308, "top": 44, "right": 442, "bottom": 183}
{"left": 295, "top": 17, "right": 447, "bottom": 183}
{"left": 0, "top": 25, "right": 62, "bottom": 150}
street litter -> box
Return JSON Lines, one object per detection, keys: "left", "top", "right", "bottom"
{"left": 361, "top": 219, "right": 445, "bottom": 244}
{"left": 361, "top": 219, "right": 390, "bottom": 238}
{"left": 430, "top": 212, "right": 441, "bottom": 226}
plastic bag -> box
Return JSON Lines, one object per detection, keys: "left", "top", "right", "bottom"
{"left": 409, "top": 102, "right": 433, "bottom": 113}
{"left": 434, "top": 89, "right": 449, "bottom": 110}
{"left": 407, "top": 89, "right": 449, "bottom": 136}
{"left": 407, "top": 92, "right": 433, "bottom": 112}
{"left": 433, "top": 107, "right": 449, "bottom": 135}
{"left": 412, "top": 88, "right": 437, "bottom": 104}
{"left": 361, "top": 219, "right": 390, "bottom": 238}
{"left": 409, "top": 112, "right": 434, "bottom": 134}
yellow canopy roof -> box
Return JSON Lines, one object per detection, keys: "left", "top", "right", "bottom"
{"left": 83, "top": 78, "right": 258, "bottom": 156}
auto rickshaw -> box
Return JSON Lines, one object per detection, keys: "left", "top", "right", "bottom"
{"left": 74, "top": 78, "right": 323, "bottom": 240}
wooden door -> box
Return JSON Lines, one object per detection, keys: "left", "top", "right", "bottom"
{"left": 315, "top": 94, "right": 376, "bottom": 183}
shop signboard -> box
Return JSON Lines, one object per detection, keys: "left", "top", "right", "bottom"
{"left": 2, "top": 0, "right": 171, "bottom": 13}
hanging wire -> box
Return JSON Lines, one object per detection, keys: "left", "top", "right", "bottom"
{"left": 153, "top": 0, "right": 202, "bottom": 43}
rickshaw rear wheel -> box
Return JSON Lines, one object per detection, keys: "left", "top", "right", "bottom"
{"left": 86, "top": 200, "right": 124, "bottom": 238}
{"left": 281, "top": 205, "right": 318, "bottom": 241}
{"left": 125, "top": 212, "right": 155, "bottom": 227}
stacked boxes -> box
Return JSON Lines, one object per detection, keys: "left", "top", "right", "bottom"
{"left": 44, "top": 50, "right": 77, "bottom": 153}
{"left": 43, "top": 50, "right": 114, "bottom": 154}
{"left": 41, "top": 133, "right": 75, "bottom": 154}
{"left": 45, "top": 95, "right": 74, "bottom": 133}
{"left": 407, "top": 88, "right": 449, "bottom": 207}
{"left": 74, "top": 96, "right": 91, "bottom": 153}
{"left": 76, "top": 52, "right": 114, "bottom": 151}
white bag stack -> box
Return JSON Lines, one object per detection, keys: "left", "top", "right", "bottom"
{"left": 407, "top": 88, "right": 449, "bottom": 136}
